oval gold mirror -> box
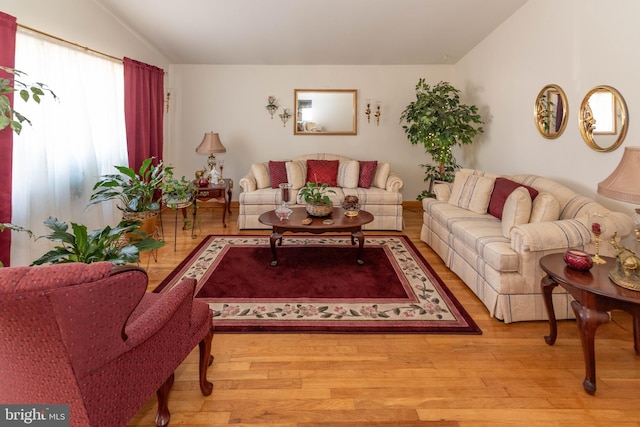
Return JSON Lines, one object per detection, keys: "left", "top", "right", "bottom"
{"left": 579, "top": 85, "right": 628, "bottom": 152}
{"left": 534, "top": 84, "right": 568, "bottom": 139}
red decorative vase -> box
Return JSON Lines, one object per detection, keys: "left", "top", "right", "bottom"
{"left": 563, "top": 249, "right": 593, "bottom": 271}
{"left": 198, "top": 178, "right": 210, "bottom": 187}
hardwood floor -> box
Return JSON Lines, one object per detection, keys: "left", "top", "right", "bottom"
{"left": 128, "top": 203, "right": 640, "bottom": 427}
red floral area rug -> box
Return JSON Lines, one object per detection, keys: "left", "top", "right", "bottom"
{"left": 155, "top": 235, "right": 481, "bottom": 334}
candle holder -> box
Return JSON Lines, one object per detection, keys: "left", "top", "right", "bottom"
{"left": 590, "top": 213, "right": 607, "bottom": 264}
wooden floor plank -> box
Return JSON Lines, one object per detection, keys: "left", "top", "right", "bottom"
{"left": 126, "top": 203, "right": 640, "bottom": 426}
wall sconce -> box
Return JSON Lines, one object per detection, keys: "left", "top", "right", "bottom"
{"left": 365, "top": 99, "right": 371, "bottom": 123}
{"left": 165, "top": 89, "right": 171, "bottom": 113}
{"left": 375, "top": 101, "right": 381, "bottom": 126}
{"left": 279, "top": 108, "right": 291, "bottom": 127}
{"left": 266, "top": 96, "right": 278, "bottom": 119}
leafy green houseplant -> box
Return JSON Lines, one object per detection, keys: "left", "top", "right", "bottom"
{"left": 1, "top": 216, "right": 164, "bottom": 266}
{"left": 0, "top": 66, "right": 57, "bottom": 134}
{"left": 400, "top": 78, "right": 484, "bottom": 200}
{"left": 298, "top": 181, "right": 336, "bottom": 217}
{"left": 88, "top": 157, "right": 165, "bottom": 216}
{"left": 160, "top": 167, "right": 195, "bottom": 207}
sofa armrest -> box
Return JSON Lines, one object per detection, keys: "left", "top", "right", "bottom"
{"left": 385, "top": 171, "right": 404, "bottom": 192}
{"left": 510, "top": 218, "right": 592, "bottom": 253}
{"left": 239, "top": 174, "right": 257, "bottom": 192}
{"left": 433, "top": 182, "right": 452, "bottom": 201}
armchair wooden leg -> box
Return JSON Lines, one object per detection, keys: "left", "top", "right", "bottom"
{"left": 199, "top": 328, "right": 214, "bottom": 396}
{"left": 155, "top": 373, "right": 174, "bottom": 427}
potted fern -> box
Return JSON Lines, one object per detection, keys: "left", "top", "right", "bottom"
{"left": 400, "top": 78, "right": 484, "bottom": 200}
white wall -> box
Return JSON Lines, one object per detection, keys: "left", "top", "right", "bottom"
{"left": 0, "top": 0, "right": 169, "bottom": 68}
{"left": 454, "top": 0, "right": 640, "bottom": 218}
{"left": 166, "top": 65, "right": 453, "bottom": 201}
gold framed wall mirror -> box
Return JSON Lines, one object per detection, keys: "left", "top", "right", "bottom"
{"left": 294, "top": 89, "right": 357, "bottom": 135}
{"left": 534, "top": 84, "right": 568, "bottom": 139}
{"left": 579, "top": 85, "right": 628, "bottom": 152}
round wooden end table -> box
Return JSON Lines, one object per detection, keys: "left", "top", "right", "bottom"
{"left": 540, "top": 253, "right": 640, "bottom": 395}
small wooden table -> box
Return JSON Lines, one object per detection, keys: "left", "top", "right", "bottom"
{"left": 258, "top": 207, "right": 374, "bottom": 266}
{"left": 182, "top": 178, "right": 233, "bottom": 228}
{"left": 540, "top": 253, "right": 640, "bottom": 395}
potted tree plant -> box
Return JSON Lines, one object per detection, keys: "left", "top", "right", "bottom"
{"left": 88, "top": 157, "right": 165, "bottom": 237}
{"left": 298, "top": 181, "right": 336, "bottom": 217}
{"left": 400, "top": 78, "right": 484, "bottom": 200}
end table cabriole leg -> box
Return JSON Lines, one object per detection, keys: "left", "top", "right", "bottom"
{"left": 541, "top": 275, "right": 558, "bottom": 345}
{"left": 571, "top": 300, "right": 610, "bottom": 395}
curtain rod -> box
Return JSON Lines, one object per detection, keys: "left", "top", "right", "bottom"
{"left": 17, "top": 23, "right": 122, "bottom": 63}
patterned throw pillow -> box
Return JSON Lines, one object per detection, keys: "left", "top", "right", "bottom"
{"left": 251, "top": 162, "right": 270, "bottom": 189}
{"left": 448, "top": 172, "right": 495, "bottom": 214}
{"left": 337, "top": 160, "right": 359, "bottom": 188}
{"left": 306, "top": 160, "right": 339, "bottom": 186}
{"left": 501, "top": 187, "right": 533, "bottom": 238}
{"left": 488, "top": 177, "right": 539, "bottom": 219}
{"left": 358, "top": 160, "right": 378, "bottom": 188}
{"left": 269, "top": 161, "right": 288, "bottom": 189}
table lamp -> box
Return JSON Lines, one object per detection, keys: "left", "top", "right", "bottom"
{"left": 196, "top": 132, "right": 226, "bottom": 183}
{"left": 597, "top": 146, "right": 640, "bottom": 290}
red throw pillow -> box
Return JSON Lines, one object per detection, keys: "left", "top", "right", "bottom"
{"left": 269, "top": 161, "right": 288, "bottom": 189}
{"left": 358, "top": 160, "right": 378, "bottom": 188}
{"left": 488, "top": 177, "right": 539, "bottom": 219}
{"left": 306, "top": 160, "right": 339, "bottom": 186}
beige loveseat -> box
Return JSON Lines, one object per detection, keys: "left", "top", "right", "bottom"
{"left": 238, "top": 153, "right": 404, "bottom": 230}
{"left": 421, "top": 169, "right": 633, "bottom": 323}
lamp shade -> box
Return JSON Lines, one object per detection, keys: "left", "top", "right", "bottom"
{"left": 195, "top": 132, "right": 226, "bottom": 154}
{"left": 597, "top": 146, "right": 640, "bottom": 204}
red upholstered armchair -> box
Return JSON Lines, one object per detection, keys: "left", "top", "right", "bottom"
{"left": 0, "top": 262, "right": 213, "bottom": 427}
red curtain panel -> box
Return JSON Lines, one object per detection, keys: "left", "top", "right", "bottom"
{"left": 123, "top": 57, "right": 164, "bottom": 171}
{"left": 0, "top": 11, "right": 17, "bottom": 266}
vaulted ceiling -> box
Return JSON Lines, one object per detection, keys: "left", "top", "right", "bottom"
{"left": 94, "top": 0, "right": 528, "bottom": 65}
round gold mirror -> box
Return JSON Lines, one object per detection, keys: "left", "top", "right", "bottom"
{"left": 579, "top": 85, "right": 628, "bottom": 152}
{"left": 534, "top": 84, "right": 568, "bottom": 139}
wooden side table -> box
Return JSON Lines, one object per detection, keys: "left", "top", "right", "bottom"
{"left": 540, "top": 253, "right": 640, "bottom": 394}
{"left": 182, "top": 178, "right": 232, "bottom": 229}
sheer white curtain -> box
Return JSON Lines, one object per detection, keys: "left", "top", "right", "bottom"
{"left": 11, "top": 30, "right": 128, "bottom": 266}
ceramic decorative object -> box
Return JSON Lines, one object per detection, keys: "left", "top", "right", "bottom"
{"left": 564, "top": 249, "right": 594, "bottom": 271}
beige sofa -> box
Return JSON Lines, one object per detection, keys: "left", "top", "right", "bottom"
{"left": 238, "top": 153, "right": 404, "bottom": 230}
{"left": 421, "top": 169, "right": 633, "bottom": 323}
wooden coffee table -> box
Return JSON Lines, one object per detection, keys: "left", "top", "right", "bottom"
{"left": 540, "top": 253, "right": 640, "bottom": 395}
{"left": 258, "top": 207, "right": 374, "bottom": 266}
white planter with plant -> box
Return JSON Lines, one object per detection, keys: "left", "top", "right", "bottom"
{"left": 400, "top": 78, "right": 484, "bottom": 200}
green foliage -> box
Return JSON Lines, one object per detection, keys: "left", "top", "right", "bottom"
{"left": 400, "top": 78, "right": 484, "bottom": 200}
{"left": 160, "top": 167, "right": 195, "bottom": 206}
{"left": 298, "top": 181, "right": 336, "bottom": 206}
{"left": 88, "top": 157, "right": 165, "bottom": 213}
{"left": 0, "top": 66, "right": 57, "bottom": 135}
{"left": 1, "top": 216, "right": 164, "bottom": 266}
